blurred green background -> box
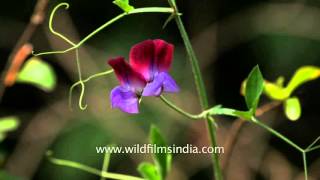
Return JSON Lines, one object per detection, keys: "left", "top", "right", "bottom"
{"left": 0, "top": 0, "right": 320, "bottom": 179}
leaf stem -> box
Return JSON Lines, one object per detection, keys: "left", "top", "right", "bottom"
{"left": 167, "top": 0, "right": 222, "bottom": 179}
{"left": 251, "top": 117, "right": 304, "bottom": 152}
{"left": 129, "top": 7, "right": 174, "bottom": 14}
{"left": 159, "top": 95, "right": 204, "bottom": 119}
{"left": 251, "top": 117, "right": 312, "bottom": 179}
{"left": 47, "top": 154, "right": 143, "bottom": 180}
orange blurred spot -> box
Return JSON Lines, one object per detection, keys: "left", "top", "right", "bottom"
{"left": 4, "top": 43, "right": 33, "bottom": 87}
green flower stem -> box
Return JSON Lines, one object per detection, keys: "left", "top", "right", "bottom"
{"left": 47, "top": 154, "right": 143, "bottom": 180}
{"left": 159, "top": 95, "right": 204, "bottom": 119}
{"left": 33, "top": 6, "right": 174, "bottom": 56}
{"left": 168, "top": 3, "right": 207, "bottom": 106}
{"left": 167, "top": 0, "right": 222, "bottom": 179}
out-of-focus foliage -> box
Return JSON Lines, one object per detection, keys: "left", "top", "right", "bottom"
{"left": 241, "top": 65, "right": 320, "bottom": 121}
{"left": 138, "top": 126, "right": 172, "bottom": 180}
{"left": 0, "top": 116, "right": 19, "bottom": 142}
{"left": 16, "top": 57, "right": 56, "bottom": 92}
{"left": 265, "top": 66, "right": 320, "bottom": 100}
{"left": 284, "top": 97, "right": 301, "bottom": 121}
{"left": 138, "top": 162, "right": 161, "bottom": 180}
{"left": 40, "top": 120, "right": 111, "bottom": 180}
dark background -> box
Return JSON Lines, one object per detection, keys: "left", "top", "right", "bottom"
{"left": 0, "top": 0, "right": 319, "bottom": 179}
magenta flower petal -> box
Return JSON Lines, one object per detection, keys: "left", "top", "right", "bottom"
{"left": 110, "top": 86, "right": 139, "bottom": 114}
{"left": 129, "top": 40, "right": 155, "bottom": 81}
{"left": 108, "top": 57, "right": 146, "bottom": 92}
{"left": 129, "top": 39, "right": 174, "bottom": 81}
{"left": 153, "top": 39, "right": 174, "bottom": 72}
{"left": 142, "top": 72, "right": 179, "bottom": 97}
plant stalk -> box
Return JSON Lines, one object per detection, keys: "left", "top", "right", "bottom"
{"left": 168, "top": 1, "right": 223, "bottom": 179}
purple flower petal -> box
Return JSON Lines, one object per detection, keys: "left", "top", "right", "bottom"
{"left": 142, "top": 76, "right": 164, "bottom": 96}
{"left": 142, "top": 72, "right": 179, "bottom": 96}
{"left": 110, "top": 86, "right": 139, "bottom": 114}
{"left": 161, "top": 72, "right": 180, "bottom": 93}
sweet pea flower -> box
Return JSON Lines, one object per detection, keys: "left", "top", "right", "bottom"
{"left": 108, "top": 39, "right": 179, "bottom": 114}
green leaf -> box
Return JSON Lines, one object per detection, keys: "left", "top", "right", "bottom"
{"left": 286, "top": 66, "right": 320, "bottom": 95}
{"left": 0, "top": 116, "right": 19, "bottom": 142}
{"left": 245, "top": 66, "right": 264, "bottom": 112}
{"left": 113, "top": 0, "right": 134, "bottom": 13}
{"left": 284, "top": 97, "right": 301, "bottom": 121}
{"left": 138, "top": 163, "right": 161, "bottom": 180}
{"left": 16, "top": 57, "right": 56, "bottom": 92}
{"left": 149, "top": 125, "right": 172, "bottom": 180}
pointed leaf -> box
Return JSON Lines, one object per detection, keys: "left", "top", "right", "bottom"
{"left": 113, "top": 0, "right": 134, "bottom": 12}
{"left": 138, "top": 163, "right": 161, "bottom": 180}
{"left": 16, "top": 57, "right": 56, "bottom": 92}
{"left": 149, "top": 125, "right": 172, "bottom": 179}
{"left": 284, "top": 97, "right": 301, "bottom": 121}
{"left": 245, "top": 66, "right": 264, "bottom": 112}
